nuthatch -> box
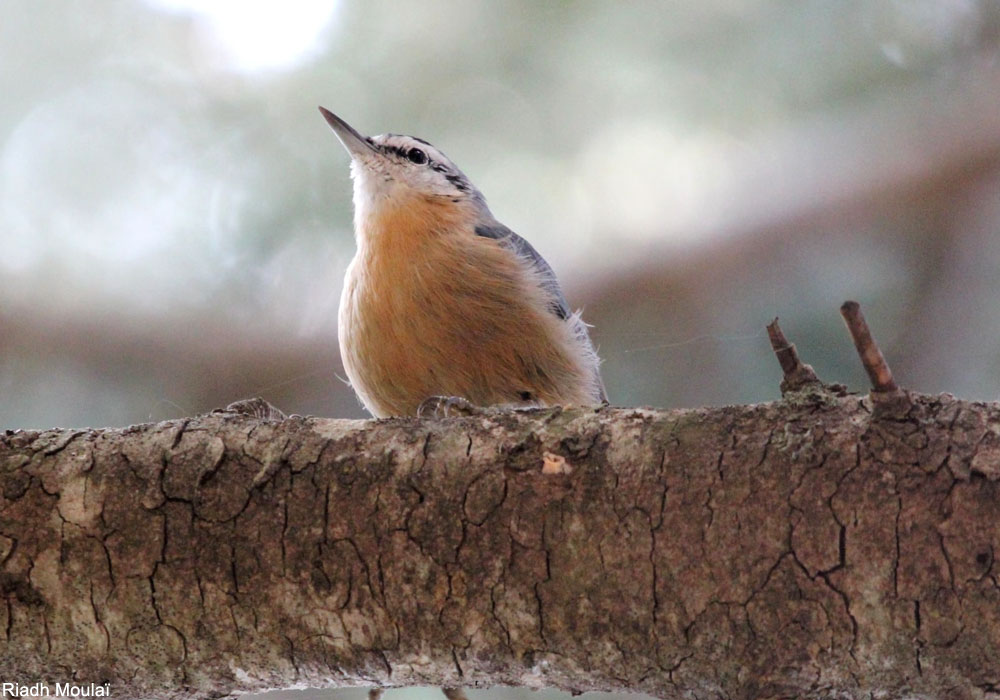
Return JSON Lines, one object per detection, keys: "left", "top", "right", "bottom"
{"left": 319, "top": 107, "right": 607, "bottom": 418}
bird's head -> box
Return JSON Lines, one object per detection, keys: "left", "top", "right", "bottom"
{"left": 319, "top": 107, "right": 486, "bottom": 220}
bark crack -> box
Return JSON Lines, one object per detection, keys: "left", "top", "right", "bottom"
{"left": 3, "top": 397, "right": 998, "bottom": 699}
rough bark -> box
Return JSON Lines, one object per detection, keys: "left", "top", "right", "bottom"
{"left": 2, "top": 389, "right": 1000, "bottom": 699}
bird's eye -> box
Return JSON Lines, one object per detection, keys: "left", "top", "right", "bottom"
{"left": 407, "top": 148, "right": 427, "bottom": 164}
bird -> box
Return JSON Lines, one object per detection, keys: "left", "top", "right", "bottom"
{"left": 319, "top": 107, "right": 607, "bottom": 418}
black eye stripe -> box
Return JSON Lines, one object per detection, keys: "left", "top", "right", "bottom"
{"left": 375, "top": 140, "right": 468, "bottom": 193}
{"left": 445, "top": 174, "right": 468, "bottom": 191}
{"left": 381, "top": 144, "right": 431, "bottom": 165}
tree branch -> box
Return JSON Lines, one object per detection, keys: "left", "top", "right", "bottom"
{"left": 2, "top": 386, "right": 1000, "bottom": 699}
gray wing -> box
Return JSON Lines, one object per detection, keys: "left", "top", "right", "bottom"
{"left": 475, "top": 222, "right": 608, "bottom": 402}
{"left": 474, "top": 223, "right": 572, "bottom": 320}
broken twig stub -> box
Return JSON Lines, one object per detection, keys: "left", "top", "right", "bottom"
{"left": 839, "top": 301, "right": 898, "bottom": 393}
{"left": 767, "top": 317, "right": 820, "bottom": 393}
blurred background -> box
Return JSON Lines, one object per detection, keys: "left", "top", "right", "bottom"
{"left": 3, "top": 0, "right": 1000, "bottom": 432}
{"left": 3, "top": 2, "right": 1000, "bottom": 700}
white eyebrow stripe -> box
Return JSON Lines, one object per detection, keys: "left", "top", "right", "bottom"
{"left": 375, "top": 134, "right": 449, "bottom": 164}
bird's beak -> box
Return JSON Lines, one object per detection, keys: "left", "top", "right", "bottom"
{"left": 319, "top": 107, "right": 376, "bottom": 159}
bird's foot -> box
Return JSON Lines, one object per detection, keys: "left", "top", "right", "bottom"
{"left": 213, "top": 397, "right": 287, "bottom": 421}
{"left": 417, "top": 395, "right": 481, "bottom": 418}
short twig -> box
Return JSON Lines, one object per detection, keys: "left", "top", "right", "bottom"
{"left": 839, "top": 301, "right": 898, "bottom": 393}
{"left": 767, "top": 318, "right": 820, "bottom": 393}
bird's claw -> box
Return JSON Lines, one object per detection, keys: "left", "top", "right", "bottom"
{"left": 214, "top": 397, "right": 287, "bottom": 421}
{"left": 417, "top": 395, "right": 481, "bottom": 418}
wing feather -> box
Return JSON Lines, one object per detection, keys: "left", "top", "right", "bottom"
{"left": 475, "top": 222, "right": 608, "bottom": 402}
{"left": 474, "top": 223, "right": 572, "bottom": 320}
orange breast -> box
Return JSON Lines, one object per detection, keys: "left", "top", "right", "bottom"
{"left": 338, "top": 196, "right": 596, "bottom": 417}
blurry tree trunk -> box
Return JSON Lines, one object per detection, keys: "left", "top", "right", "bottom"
{"left": 2, "top": 391, "right": 999, "bottom": 700}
